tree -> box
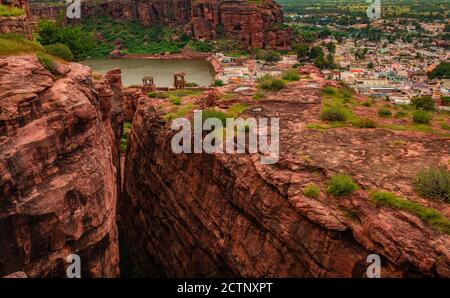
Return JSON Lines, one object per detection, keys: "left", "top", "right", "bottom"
{"left": 428, "top": 62, "right": 450, "bottom": 79}
{"left": 325, "top": 42, "right": 336, "bottom": 54}
{"left": 255, "top": 49, "right": 281, "bottom": 63}
{"left": 308, "top": 46, "right": 324, "bottom": 60}
{"left": 37, "top": 20, "right": 95, "bottom": 61}
{"left": 314, "top": 55, "right": 327, "bottom": 69}
{"left": 295, "top": 44, "right": 310, "bottom": 61}
{"left": 411, "top": 96, "right": 435, "bottom": 111}
{"left": 367, "top": 62, "right": 374, "bottom": 70}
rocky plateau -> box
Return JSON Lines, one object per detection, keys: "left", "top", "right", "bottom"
{"left": 1, "top": 56, "right": 449, "bottom": 278}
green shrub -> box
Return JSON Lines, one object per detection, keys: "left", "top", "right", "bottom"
{"left": 303, "top": 183, "right": 320, "bottom": 198}
{"left": 322, "top": 86, "right": 336, "bottom": 95}
{"left": 414, "top": 167, "right": 450, "bottom": 202}
{"left": 255, "top": 49, "right": 281, "bottom": 62}
{"left": 362, "top": 99, "right": 375, "bottom": 107}
{"left": 411, "top": 96, "right": 435, "bottom": 111}
{"left": 320, "top": 104, "right": 348, "bottom": 122}
{"left": 342, "top": 89, "right": 352, "bottom": 102}
{"left": 412, "top": 110, "right": 431, "bottom": 124}
{"left": 252, "top": 91, "right": 265, "bottom": 100}
{"left": 44, "top": 43, "right": 74, "bottom": 61}
{"left": 257, "top": 75, "right": 285, "bottom": 91}
{"left": 213, "top": 79, "right": 225, "bottom": 87}
{"left": 185, "top": 82, "right": 198, "bottom": 87}
{"left": 202, "top": 109, "right": 228, "bottom": 126}
{"left": 354, "top": 118, "right": 376, "bottom": 128}
{"left": 378, "top": 108, "right": 392, "bottom": 118}
{"left": 441, "top": 122, "right": 450, "bottom": 131}
{"left": 370, "top": 191, "right": 450, "bottom": 234}
{"left": 148, "top": 92, "right": 169, "bottom": 99}
{"left": 37, "top": 52, "right": 56, "bottom": 73}
{"left": 120, "top": 122, "right": 132, "bottom": 153}
{"left": 326, "top": 174, "right": 358, "bottom": 197}
{"left": 395, "top": 110, "right": 408, "bottom": 118}
{"left": 281, "top": 69, "right": 300, "bottom": 81}
{"left": 170, "top": 97, "right": 181, "bottom": 105}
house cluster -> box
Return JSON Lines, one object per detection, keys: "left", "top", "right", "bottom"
{"left": 334, "top": 38, "right": 449, "bottom": 107}
{"left": 214, "top": 53, "right": 298, "bottom": 84}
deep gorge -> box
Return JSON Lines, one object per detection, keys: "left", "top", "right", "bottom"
{"left": 1, "top": 54, "right": 450, "bottom": 277}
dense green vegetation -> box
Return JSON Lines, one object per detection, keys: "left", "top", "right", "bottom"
{"left": 0, "top": 4, "right": 23, "bottom": 16}
{"left": 428, "top": 62, "right": 450, "bottom": 79}
{"left": 37, "top": 20, "right": 95, "bottom": 61}
{"left": 411, "top": 96, "right": 436, "bottom": 111}
{"left": 80, "top": 17, "right": 191, "bottom": 57}
{"left": 279, "top": 0, "right": 449, "bottom": 21}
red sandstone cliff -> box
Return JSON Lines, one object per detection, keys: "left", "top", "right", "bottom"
{"left": 30, "top": 0, "right": 291, "bottom": 50}
{"left": 0, "top": 56, "right": 122, "bottom": 277}
{"left": 120, "top": 69, "right": 450, "bottom": 277}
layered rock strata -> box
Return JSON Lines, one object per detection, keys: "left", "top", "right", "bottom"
{"left": 120, "top": 67, "right": 450, "bottom": 277}
{"left": 0, "top": 55, "right": 122, "bottom": 277}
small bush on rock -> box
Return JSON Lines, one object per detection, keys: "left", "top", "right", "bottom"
{"left": 414, "top": 167, "right": 450, "bottom": 202}
{"left": 303, "top": 183, "right": 320, "bottom": 198}
{"left": 326, "top": 174, "right": 358, "bottom": 197}
{"left": 44, "top": 43, "right": 74, "bottom": 61}
{"left": 321, "top": 104, "right": 348, "bottom": 122}
{"left": 37, "top": 52, "right": 55, "bottom": 73}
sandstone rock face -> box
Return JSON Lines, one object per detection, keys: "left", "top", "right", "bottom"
{"left": 30, "top": 0, "right": 291, "bottom": 50}
{"left": 120, "top": 69, "right": 450, "bottom": 277}
{"left": 0, "top": 56, "right": 121, "bottom": 277}
{"left": 0, "top": 16, "right": 33, "bottom": 40}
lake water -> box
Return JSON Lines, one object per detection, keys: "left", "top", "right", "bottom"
{"left": 82, "top": 58, "right": 215, "bottom": 87}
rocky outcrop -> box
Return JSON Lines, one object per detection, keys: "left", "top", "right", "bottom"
{"left": 30, "top": 0, "right": 291, "bottom": 50}
{"left": 120, "top": 69, "right": 450, "bottom": 277}
{"left": 0, "top": 15, "right": 33, "bottom": 40}
{"left": 0, "top": 55, "right": 122, "bottom": 277}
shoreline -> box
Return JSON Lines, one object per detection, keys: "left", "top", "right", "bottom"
{"left": 121, "top": 51, "right": 223, "bottom": 76}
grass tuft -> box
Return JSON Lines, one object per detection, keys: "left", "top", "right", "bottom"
{"left": 326, "top": 174, "right": 358, "bottom": 197}
{"left": 303, "top": 183, "right": 320, "bottom": 198}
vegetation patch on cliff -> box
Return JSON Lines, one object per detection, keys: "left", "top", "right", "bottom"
{"left": 0, "top": 4, "right": 23, "bottom": 17}
{"left": 81, "top": 17, "right": 191, "bottom": 57}
{"left": 0, "top": 33, "right": 44, "bottom": 56}
{"left": 370, "top": 191, "right": 450, "bottom": 234}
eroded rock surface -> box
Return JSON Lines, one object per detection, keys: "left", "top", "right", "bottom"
{"left": 120, "top": 67, "right": 450, "bottom": 277}
{"left": 30, "top": 0, "right": 291, "bottom": 50}
{"left": 0, "top": 55, "right": 121, "bottom": 277}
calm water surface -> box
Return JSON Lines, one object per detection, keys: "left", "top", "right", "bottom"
{"left": 82, "top": 58, "right": 215, "bottom": 87}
